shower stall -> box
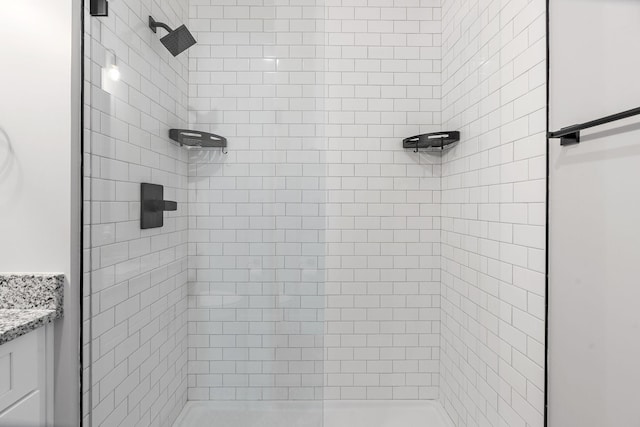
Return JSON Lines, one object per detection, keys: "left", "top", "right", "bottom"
{"left": 83, "top": 0, "right": 547, "bottom": 426}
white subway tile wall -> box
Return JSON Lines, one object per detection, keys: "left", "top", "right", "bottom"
{"left": 83, "top": 0, "right": 191, "bottom": 425}
{"left": 323, "top": 0, "right": 443, "bottom": 401}
{"left": 186, "top": 0, "right": 327, "bottom": 402}
{"left": 186, "top": 0, "right": 444, "bottom": 401}
{"left": 439, "top": 0, "right": 546, "bottom": 426}
{"left": 82, "top": 0, "right": 549, "bottom": 422}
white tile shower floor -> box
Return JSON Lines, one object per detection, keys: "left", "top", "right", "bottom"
{"left": 173, "top": 400, "right": 454, "bottom": 427}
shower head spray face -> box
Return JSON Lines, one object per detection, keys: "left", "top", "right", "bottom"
{"left": 160, "top": 25, "right": 197, "bottom": 57}
{"left": 149, "top": 16, "right": 197, "bottom": 57}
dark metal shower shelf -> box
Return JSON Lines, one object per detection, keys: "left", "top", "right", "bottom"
{"left": 169, "top": 129, "right": 227, "bottom": 151}
{"left": 403, "top": 131, "right": 460, "bottom": 153}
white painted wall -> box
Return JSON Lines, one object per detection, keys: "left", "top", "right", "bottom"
{"left": 0, "top": 3, "right": 73, "bottom": 270}
{"left": 548, "top": 1, "right": 640, "bottom": 426}
{"left": 0, "top": 1, "right": 81, "bottom": 426}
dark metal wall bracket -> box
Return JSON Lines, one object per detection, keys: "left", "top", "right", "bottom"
{"left": 140, "top": 183, "right": 177, "bottom": 229}
{"left": 149, "top": 16, "right": 173, "bottom": 34}
{"left": 90, "top": 0, "right": 109, "bottom": 16}
{"left": 403, "top": 131, "right": 460, "bottom": 153}
{"left": 549, "top": 106, "right": 640, "bottom": 146}
{"left": 553, "top": 129, "right": 580, "bottom": 146}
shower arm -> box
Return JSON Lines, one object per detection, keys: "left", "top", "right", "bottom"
{"left": 149, "top": 16, "right": 173, "bottom": 34}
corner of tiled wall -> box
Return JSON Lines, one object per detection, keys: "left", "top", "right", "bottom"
{"left": 439, "top": 0, "right": 546, "bottom": 425}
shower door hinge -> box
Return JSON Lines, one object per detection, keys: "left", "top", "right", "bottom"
{"left": 90, "top": 0, "right": 109, "bottom": 17}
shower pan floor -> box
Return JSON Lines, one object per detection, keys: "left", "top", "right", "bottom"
{"left": 172, "top": 400, "right": 454, "bottom": 427}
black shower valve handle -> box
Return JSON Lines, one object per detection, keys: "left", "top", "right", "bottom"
{"left": 143, "top": 199, "right": 177, "bottom": 212}
{"left": 163, "top": 200, "right": 177, "bottom": 211}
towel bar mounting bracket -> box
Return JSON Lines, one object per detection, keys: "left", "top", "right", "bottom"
{"left": 559, "top": 130, "right": 580, "bottom": 146}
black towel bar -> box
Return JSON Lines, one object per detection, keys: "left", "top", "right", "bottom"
{"left": 548, "top": 106, "right": 640, "bottom": 146}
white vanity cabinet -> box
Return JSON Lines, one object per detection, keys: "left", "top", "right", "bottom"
{"left": 0, "top": 324, "right": 54, "bottom": 426}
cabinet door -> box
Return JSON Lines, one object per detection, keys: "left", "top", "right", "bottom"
{"left": 0, "top": 331, "right": 39, "bottom": 412}
{"left": 0, "top": 390, "right": 42, "bottom": 426}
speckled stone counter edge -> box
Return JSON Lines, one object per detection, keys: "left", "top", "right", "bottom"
{"left": 0, "top": 274, "right": 64, "bottom": 345}
{"left": 0, "top": 310, "right": 59, "bottom": 345}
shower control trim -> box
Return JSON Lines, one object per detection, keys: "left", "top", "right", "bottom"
{"left": 140, "top": 183, "right": 177, "bottom": 229}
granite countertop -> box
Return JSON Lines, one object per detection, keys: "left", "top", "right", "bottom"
{"left": 0, "top": 274, "right": 64, "bottom": 345}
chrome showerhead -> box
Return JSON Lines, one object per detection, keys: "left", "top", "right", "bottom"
{"left": 149, "top": 16, "right": 196, "bottom": 57}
